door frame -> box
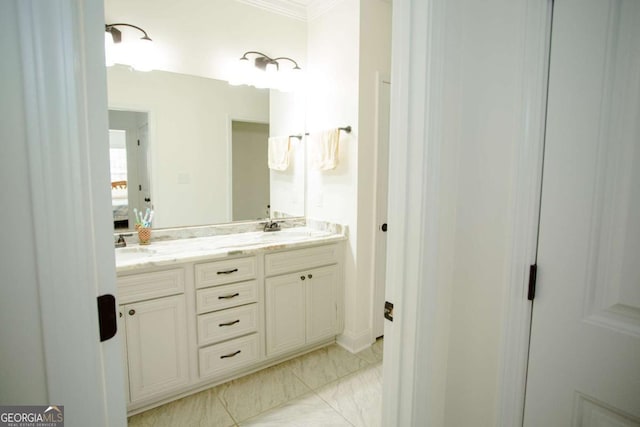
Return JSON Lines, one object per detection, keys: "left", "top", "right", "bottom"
{"left": 371, "top": 72, "right": 391, "bottom": 341}
{"left": 15, "top": 0, "right": 126, "bottom": 424}
{"left": 226, "top": 116, "right": 270, "bottom": 222}
{"left": 383, "top": 0, "right": 552, "bottom": 425}
{"left": 496, "top": 1, "right": 553, "bottom": 425}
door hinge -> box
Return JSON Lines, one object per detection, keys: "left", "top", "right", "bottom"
{"left": 527, "top": 264, "right": 537, "bottom": 301}
{"left": 97, "top": 294, "right": 117, "bottom": 342}
{"left": 137, "top": 139, "right": 140, "bottom": 146}
{"left": 139, "top": 184, "right": 142, "bottom": 191}
{"left": 384, "top": 301, "right": 394, "bottom": 321}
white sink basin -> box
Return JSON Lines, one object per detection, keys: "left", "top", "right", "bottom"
{"left": 114, "top": 227, "right": 340, "bottom": 268}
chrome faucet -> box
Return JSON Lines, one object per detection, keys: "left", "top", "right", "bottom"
{"left": 263, "top": 220, "right": 281, "bottom": 232}
{"left": 115, "top": 233, "right": 132, "bottom": 248}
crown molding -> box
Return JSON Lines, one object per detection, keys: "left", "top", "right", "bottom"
{"left": 234, "top": 0, "right": 308, "bottom": 21}
{"left": 307, "top": 0, "right": 343, "bottom": 21}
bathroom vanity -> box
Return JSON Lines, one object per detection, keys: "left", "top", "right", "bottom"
{"left": 114, "top": 226, "right": 345, "bottom": 414}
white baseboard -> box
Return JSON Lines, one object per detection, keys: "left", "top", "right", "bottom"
{"left": 336, "top": 329, "right": 373, "bottom": 354}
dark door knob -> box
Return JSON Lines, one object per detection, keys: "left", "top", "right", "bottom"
{"left": 300, "top": 276, "right": 306, "bottom": 281}
{"left": 308, "top": 274, "right": 313, "bottom": 279}
{"left": 381, "top": 223, "right": 388, "bottom": 232}
{"left": 128, "top": 309, "right": 135, "bottom": 316}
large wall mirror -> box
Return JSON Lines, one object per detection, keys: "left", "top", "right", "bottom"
{"left": 105, "top": 0, "right": 307, "bottom": 231}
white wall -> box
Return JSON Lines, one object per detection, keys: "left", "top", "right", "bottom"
{"left": 306, "top": 0, "right": 363, "bottom": 350}
{"left": 0, "top": 0, "right": 48, "bottom": 403}
{"left": 107, "top": 67, "right": 269, "bottom": 228}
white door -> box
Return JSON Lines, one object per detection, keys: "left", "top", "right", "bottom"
{"left": 373, "top": 76, "right": 391, "bottom": 339}
{"left": 524, "top": 0, "right": 640, "bottom": 425}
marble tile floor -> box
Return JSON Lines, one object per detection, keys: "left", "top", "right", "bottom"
{"left": 128, "top": 338, "right": 383, "bottom": 427}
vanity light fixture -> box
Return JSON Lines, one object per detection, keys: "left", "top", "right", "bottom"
{"left": 105, "top": 23, "right": 157, "bottom": 72}
{"left": 230, "top": 51, "right": 302, "bottom": 92}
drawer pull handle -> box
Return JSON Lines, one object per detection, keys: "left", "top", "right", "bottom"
{"left": 219, "top": 319, "right": 240, "bottom": 327}
{"left": 220, "top": 350, "right": 241, "bottom": 359}
{"left": 218, "top": 293, "right": 240, "bottom": 300}
{"left": 217, "top": 268, "right": 238, "bottom": 275}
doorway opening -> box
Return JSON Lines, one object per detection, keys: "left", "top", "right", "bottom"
{"left": 231, "top": 120, "right": 270, "bottom": 221}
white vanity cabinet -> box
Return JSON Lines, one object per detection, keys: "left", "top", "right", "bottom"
{"left": 194, "top": 256, "right": 262, "bottom": 379}
{"left": 265, "top": 244, "right": 342, "bottom": 357}
{"left": 116, "top": 235, "right": 345, "bottom": 415}
{"left": 117, "top": 268, "right": 190, "bottom": 405}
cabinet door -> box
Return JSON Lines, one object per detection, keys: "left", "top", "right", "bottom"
{"left": 125, "top": 294, "right": 189, "bottom": 403}
{"left": 265, "top": 273, "right": 306, "bottom": 356}
{"left": 306, "top": 265, "right": 339, "bottom": 343}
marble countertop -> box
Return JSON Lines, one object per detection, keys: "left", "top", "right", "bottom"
{"left": 115, "top": 227, "right": 346, "bottom": 273}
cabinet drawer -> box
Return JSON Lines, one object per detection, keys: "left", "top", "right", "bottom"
{"left": 117, "top": 268, "right": 184, "bottom": 304}
{"left": 199, "top": 334, "right": 259, "bottom": 378}
{"left": 195, "top": 256, "right": 257, "bottom": 288}
{"left": 265, "top": 244, "right": 339, "bottom": 276}
{"left": 198, "top": 304, "right": 258, "bottom": 347}
{"left": 196, "top": 280, "right": 258, "bottom": 314}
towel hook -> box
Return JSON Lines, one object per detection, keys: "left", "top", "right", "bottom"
{"left": 339, "top": 126, "right": 352, "bottom": 134}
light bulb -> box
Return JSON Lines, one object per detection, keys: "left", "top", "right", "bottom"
{"left": 104, "top": 32, "right": 115, "bottom": 66}
{"left": 131, "top": 38, "right": 156, "bottom": 72}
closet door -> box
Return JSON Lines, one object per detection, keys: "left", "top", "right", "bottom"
{"left": 524, "top": 0, "right": 640, "bottom": 425}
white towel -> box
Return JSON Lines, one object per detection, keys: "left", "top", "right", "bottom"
{"left": 268, "top": 136, "right": 291, "bottom": 171}
{"left": 309, "top": 129, "right": 340, "bottom": 170}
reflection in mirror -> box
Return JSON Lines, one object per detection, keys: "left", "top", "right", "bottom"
{"left": 107, "top": 66, "right": 281, "bottom": 230}
{"left": 232, "top": 121, "right": 270, "bottom": 221}
{"left": 108, "top": 110, "right": 151, "bottom": 230}
{"left": 105, "top": 0, "right": 308, "bottom": 231}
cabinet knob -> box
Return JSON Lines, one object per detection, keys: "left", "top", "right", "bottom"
{"left": 308, "top": 274, "right": 313, "bottom": 279}
{"left": 119, "top": 312, "right": 123, "bottom": 318}
{"left": 300, "top": 275, "right": 306, "bottom": 281}
{"left": 128, "top": 309, "right": 135, "bottom": 316}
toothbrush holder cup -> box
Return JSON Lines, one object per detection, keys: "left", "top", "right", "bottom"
{"left": 137, "top": 227, "right": 152, "bottom": 245}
